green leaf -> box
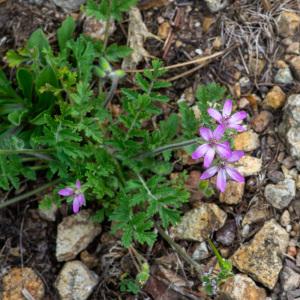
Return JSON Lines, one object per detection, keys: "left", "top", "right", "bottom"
{"left": 8, "top": 109, "right": 28, "bottom": 126}
{"left": 57, "top": 16, "right": 76, "bottom": 51}
{"left": 27, "top": 29, "right": 51, "bottom": 61}
{"left": 105, "top": 44, "right": 132, "bottom": 61}
{"left": 179, "top": 102, "right": 198, "bottom": 139}
{"left": 17, "top": 68, "right": 33, "bottom": 99}
{"left": 5, "top": 50, "right": 27, "bottom": 68}
{"left": 0, "top": 69, "right": 18, "bottom": 98}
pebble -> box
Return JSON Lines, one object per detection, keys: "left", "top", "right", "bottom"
{"left": 56, "top": 210, "right": 102, "bottom": 262}
{"left": 231, "top": 219, "right": 289, "bottom": 289}
{"left": 264, "top": 179, "right": 296, "bottom": 210}
{"left": 263, "top": 86, "right": 287, "bottom": 110}
{"left": 287, "top": 246, "right": 297, "bottom": 257}
{"left": 219, "top": 274, "right": 267, "bottom": 300}
{"left": 171, "top": 203, "right": 227, "bottom": 242}
{"left": 251, "top": 111, "right": 273, "bottom": 132}
{"left": 274, "top": 67, "right": 294, "bottom": 85}
{"left": 219, "top": 181, "right": 245, "bottom": 205}
{"left": 277, "top": 11, "right": 300, "bottom": 38}
{"left": 289, "top": 56, "right": 300, "bottom": 81}
{"left": 233, "top": 130, "right": 260, "bottom": 152}
{"left": 158, "top": 21, "right": 171, "bottom": 40}
{"left": 55, "top": 261, "right": 99, "bottom": 300}
{"left": 38, "top": 202, "right": 58, "bottom": 222}
{"left": 51, "top": 0, "right": 86, "bottom": 11}
{"left": 192, "top": 242, "right": 210, "bottom": 261}
{"left": 287, "top": 42, "right": 300, "bottom": 55}
{"left": 242, "top": 200, "right": 271, "bottom": 226}
{"left": 234, "top": 156, "right": 262, "bottom": 177}
{"left": 280, "top": 210, "right": 291, "bottom": 227}
{"left": 204, "top": 0, "right": 229, "bottom": 12}
{"left": 2, "top": 267, "right": 45, "bottom": 300}
{"left": 280, "top": 266, "right": 300, "bottom": 291}
{"left": 215, "top": 220, "right": 236, "bottom": 246}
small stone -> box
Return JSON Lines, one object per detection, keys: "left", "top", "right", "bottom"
{"left": 51, "top": 0, "right": 86, "bottom": 12}
{"left": 280, "top": 94, "right": 300, "bottom": 170}
{"left": 287, "top": 246, "right": 297, "bottom": 257}
{"left": 38, "top": 202, "right": 58, "bottom": 222}
{"left": 231, "top": 219, "right": 289, "bottom": 289}
{"left": 171, "top": 203, "right": 227, "bottom": 242}
{"left": 80, "top": 250, "right": 99, "bottom": 269}
{"left": 267, "top": 170, "right": 285, "bottom": 184}
{"left": 280, "top": 266, "right": 300, "bottom": 291}
{"left": 289, "top": 56, "right": 300, "bottom": 81}
{"left": 242, "top": 200, "right": 271, "bottom": 226}
{"left": 265, "top": 178, "right": 296, "bottom": 210}
{"left": 251, "top": 111, "right": 273, "bottom": 132}
{"left": 192, "top": 242, "right": 210, "bottom": 261}
{"left": 239, "top": 76, "right": 252, "bottom": 93}
{"left": 287, "top": 42, "right": 300, "bottom": 55}
{"left": 274, "top": 67, "right": 294, "bottom": 85}
{"left": 202, "top": 16, "right": 215, "bottom": 33}
{"left": 204, "top": 0, "right": 228, "bottom": 12}
{"left": 56, "top": 210, "right": 102, "bottom": 262}
{"left": 216, "top": 220, "right": 236, "bottom": 246}
{"left": 249, "top": 57, "right": 266, "bottom": 76}
{"left": 238, "top": 97, "right": 250, "bottom": 109}
{"left": 280, "top": 210, "right": 291, "bottom": 227}
{"left": 2, "top": 267, "right": 45, "bottom": 300}
{"left": 158, "top": 21, "right": 171, "bottom": 40}
{"left": 212, "top": 36, "right": 222, "bottom": 50}
{"left": 263, "top": 86, "right": 287, "bottom": 110}
{"left": 234, "top": 156, "right": 262, "bottom": 177}
{"left": 277, "top": 11, "right": 300, "bottom": 38}
{"left": 55, "top": 261, "right": 99, "bottom": 300}
{"left": 83, "top": 17, "right": 116, "bottom": 41}
{"left": 234, "top": 130, "right": 260, "bottom": 152}
{"left": 219, "top": 181, "right": 245, "bottom": 205}
{"left": 219, "top": 274, "right": 267, "bottom": 300}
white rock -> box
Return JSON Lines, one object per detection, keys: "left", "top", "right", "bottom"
{"left": 204, "top": 0, "right": 228, "bottom": 12}
{"left": 52, "top": 0, "right": 86, "bottom": 11}
{"left": 233, "top": 130, "right": 260, "bottom": 152}
{"left": 233, "top": 156, "right": 262, "bottom": 177}
{"left": 280, "top": 210, "right": 291, "bottom": 227}
{"left": 265, "top": 179, "right": 296, "bottom": 210}
{"left": 192, "top": 242, "right": 210, "bottom": 261}
{"left": 55, "top": 261, "right": 99, "bottom": 300}
{"left": 56, "top": 210, "right": 102, "bottom": 262}
{"left": 275, "top": 67, "right": 294, "bottom": 85}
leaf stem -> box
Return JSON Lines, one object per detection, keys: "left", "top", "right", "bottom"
{"left": 0, "top": 178, "right": 61, "bottom": 210}
{"left": 136, "top": 138, "right": 199, "bottom": 159}
{"left": 155, "top": 224, "right": 203, "bottom": 276}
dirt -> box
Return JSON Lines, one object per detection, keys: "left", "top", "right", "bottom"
{"left": 1, "top": 0, "right": 300, "bottom": 299}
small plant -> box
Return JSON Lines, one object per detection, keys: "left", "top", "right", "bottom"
{"left": 202, "top": 239, "right": 233, "bottom": 296}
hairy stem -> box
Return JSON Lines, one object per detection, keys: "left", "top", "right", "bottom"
{"left": 136, "top": 138, "right": 199, "bottom": 159}
{"left": 0, "top": 179, "right": 61, "bottom": 210}
{"left": 103, "top": 76, "right": 119, "bottom": 108}
{"left": 156, "top": 224, "right": 203, "bottom": 276}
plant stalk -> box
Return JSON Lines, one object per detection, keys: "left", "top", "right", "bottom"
{"left": 0, "top": 179, "right": 61, "bottom": 210}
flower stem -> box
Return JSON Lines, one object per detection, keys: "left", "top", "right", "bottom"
{"left": 136, "top": 138, "right": 199, "bottom": 159}
{"left": 0, "top": 178, "right": 61, "bottom": 210}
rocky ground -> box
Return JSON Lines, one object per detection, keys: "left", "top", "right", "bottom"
{"left": 1, "top": 0, "right": 300, "bottom": 299}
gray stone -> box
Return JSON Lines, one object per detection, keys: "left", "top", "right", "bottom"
{"left": 192, "top": 242, "right": 210, "bottom": 261}
{"left": 280, "top": 266, "right": 300, "bottom": 291}
{"left": 231, "top": 219, "right": 289, "bottom": 289}
{"left": 280, "top": 94, "right": 300, "bottom": 170}
{"left": 38, "top": 203, "right": 58, "bottom": 222}
{"left": 51, "top": 0, "right": 86, "bottom": 12}
{"left": 204, "top": 0, "right": 229, "bottom": 12}
{"left": 55, "top": 261, "right": 99, "bottom": 300}
{"left": 275, "top": 67, "right": 294, "bottom": 85}
{"left": 265, "top": 179, "right": 296, "bottom": 210}
{"left": 56, "top": 210, "right": 102, "bottom": 262}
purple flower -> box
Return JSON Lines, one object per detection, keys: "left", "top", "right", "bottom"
{"left": 58, "top": 180, "right": 85, "bottom": 214}
{"left": 192, "top": 126, "right": 231, "bottom": 168}
{"left": 207, "top": 99, "right": 247, "bottom": 132}
{"left": 200, "top": 150, "right": 245, "bottom": 192}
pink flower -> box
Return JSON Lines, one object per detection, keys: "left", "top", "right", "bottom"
{"left": 192, "top": 126, "right": 231, "bottom": 168}
{"left": 58, "top": 180, "right": 85, "bottom": 213}
{"left": 200, "top": 151, "right": 245, "bottom": 192}
{"left": 207, "top": 99, "right": 247, "bottom": 132}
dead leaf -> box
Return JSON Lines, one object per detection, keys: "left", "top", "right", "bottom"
{"left": 122, "top": 7, "right": 161, "bottom": 70}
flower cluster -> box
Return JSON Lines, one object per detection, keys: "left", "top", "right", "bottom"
{"left": 192, "top": 100, "right": 247, "bottom": 192}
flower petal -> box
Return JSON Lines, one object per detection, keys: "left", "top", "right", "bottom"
{"left": 227, "top": 150, "right": 244, "bottom": 163}
{"left": 222, "top": 99, "right": 232, "bottom": 117}
{"left": 72, "top": 197, "right": 80, "bottom": 214}
{"left": 77, "top": 193, "right": 86, "bottom": 206}
{"left": 58, "top": 187, "right": 74, "bottom": 197}
{"left": 216, "top": 168, "right": 227, "bottom": 192}
{"left": 76, "top": 179, "right": 81, "bottom": 189}
{"left": 225, "top": 166, "right": 245, "bottom": 183}
{"left": 207, "top": 108, "right": 222, "bottom": 123}
{"left": 199, "top": 127, "right": 213, "bottom": 141}
{"left": 213, "top": 125, "right": 225, "bottom": 140}
{"left": 216, "top": 143, "right": 231, "bottom": 159}
{"left": 228, "top": 124, "right": 247, "bottom": 132}
{"left": 200, "top": 166, "right": 218, "bottom": 180}
{"left": 191, "top": 144, "right": 210, "bottom": 159}
{"left": 204, "top": 147, "right": 215, "bottom": 168}
{"left": 228, "top": 111, "right": 247, "bottom": 124}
